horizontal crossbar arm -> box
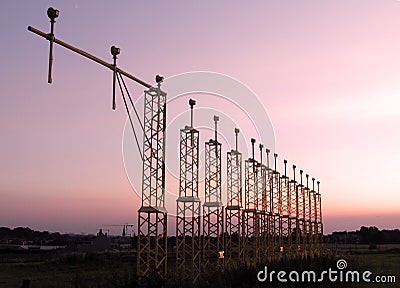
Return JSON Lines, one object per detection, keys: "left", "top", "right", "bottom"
{"left": 27, "top": 25, "right": 152, "bottom": 89}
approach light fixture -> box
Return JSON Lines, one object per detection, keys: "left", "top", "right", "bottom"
{"left": 111, "top": 46, "right": 120, "bottom": 57}
{"left": 156, "top": 74, "right": 164, "bottom": 83}
{"left": 47, "top": 7, "right": 59, "bottom": 21}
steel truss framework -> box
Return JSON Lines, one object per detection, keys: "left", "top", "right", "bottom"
{"left": 241, "top": 140, "right": 259, "bottom": 262}
{"left": 203, "top": 116, "right": 223, "bottom": 267}
{"left": 316, "top": 181, "right": 324, "bottom": 253}
{"left": 257, "top": 161, "right": 267, "bottom": 261}
{"left": 138, "top": 85, "right": 168, "bottom": 278}
{"left": 225, "top": 129, "right": 242, "bottom": 263}
{"left": 176, "top": 124, "right": 201, "bottom": 283}
{"left": 279, "top": 161, "right": 291, "bottom": 256}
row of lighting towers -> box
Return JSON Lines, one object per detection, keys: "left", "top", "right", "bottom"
{"left": 28, "top": 7, "right": 323, "bottom": 284}
{"left": 175, "top": 100, "right": 324, "bottom": 283}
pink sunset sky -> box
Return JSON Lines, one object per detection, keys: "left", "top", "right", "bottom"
{"left": 0, "top": 1, "right": 399, "bottom": 235}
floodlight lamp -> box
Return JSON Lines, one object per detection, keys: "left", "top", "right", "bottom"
{"left": 47, "top": 7, "right": 59, "bottom": 20}
{"left": 111, "top": 46, "right": 120, "bottom": 56}
{"left": 155, "top": 75, "right": 164, "bottom": 83}
{"left": 189, "top": 99, "right": 196, "bottom": 107}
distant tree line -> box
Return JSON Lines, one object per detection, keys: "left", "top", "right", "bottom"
{"left": 0, "top": 227, "right": 94, "bottom": 246}
{"left": 325, "top": 226, "right": 400, "bottom": 244}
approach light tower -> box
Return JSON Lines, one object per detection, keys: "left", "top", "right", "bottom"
{"left": 257, "top": 144, "right": 268, "bottom": 260}
{"left": 203, "top": 116, "right": 224, "bottom": 267}
{"left": 175, "top": 99, "right": 201, "bottom": 283}
{"left": 242, "top": 138, "right": 260, "bottom": 262}
{"left": 137, "top": 76, "right": 168, "bottom": 277}
{"left": 316, "top": 181, "right": 324, "bottom": 252}
{"left": 297, "top": 170, "right": 306, "bottom": 256}
{"left": 27, "top": 7, "right": 168, "bottom": 279}
{"left": 289, "top": 165, "right": 299, "bottom": 256}
{"left": 303, "top": 174, "right": 312, "bottom": 256}
{"left": 279, "top": 160, "right": 290, "bottom": 256}
{"left": 269, "top": 153, "right": 281, "bottom": 258}
{"left": 225, "top": 128, "right": 243, "bottom": 263}
{"left": 310, "top": 178, "right": 317, "bottom": 255}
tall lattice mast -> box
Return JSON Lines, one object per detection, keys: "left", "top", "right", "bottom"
{"left": 303, "top": 174, "right": 311, "bottom": 256}
{"left": 176, "top": 99, "right": 201, "bottom": 283}
{"left": 269, "top": 153, "right": 281, "bottom": 258}
{"left": 225, "top": 128, "right": 242, "bottom": 263}
{"left": 265, "top": 148, "right": 274, "bottom": 259}
{"left": 289, "top": 165, "right": 299, "bottom": 256}
{"left": 258, "top": 144, "right": 268, "bottom": 260}
{"left": 297, "top": 170, "right": 305, "bottom": 256}
{"left": 203, "top": 115, "right": 223, "bottom": 266}
{"left": 137, "top": 80, "right": 168, "bottom": 277}
{"left": 310, "top": 178, "right": 317, "bottom": 255}
{"left": 279, "top": 160, "right": 290, "bottom": 256}
{"left": 242, "top": 139, "right": 259, "bottom": 262}
{"left": 316, "top": 181, "right": 324, "bottom": 252}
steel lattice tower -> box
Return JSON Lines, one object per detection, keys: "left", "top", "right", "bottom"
{"left": 279, "top": 160, "right": 290, "bottom": 256}
{"left": 316, "top": 181, "right": 324, "bottom": 253}
{"left": 137, "top": 82, "right": 168, "bottom": 278}
{"left": 268, "top": 153, "right": 280, "bottom": 258}
{"left": 310, "top": 178, "right": 317, "bottom": 255}
{"left": 176, "top": 99, "right": 201, "bottom": 283}
{"left": 242, "top": 139, "right": 260, "bottom": 262}
{"left": 203, "top": 116, "right": 224, "bottom": 267}
{"left": 303, "top": 174, "right": 312, "bottom": 256}
{"left": 297, "top": 170, "right": 306, "bottom": 256}
{"left": 257, "top": 145, "right": 268, "bottom": 260}
{"left": 225, "top": 128, "right": 242, "bottom": 263}
{"left": 264, "top": 149, "right": 274, "bottom": 259}
{"left": 289, "top": 165, "right": 299, "bottom": 256}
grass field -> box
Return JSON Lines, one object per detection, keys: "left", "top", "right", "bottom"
{"left": 0, "top": 248, "right": 398, "bottom": 287}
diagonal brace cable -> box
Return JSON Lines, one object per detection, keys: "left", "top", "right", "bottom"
{"left": 116, "top": 72, "right": 143, "bottom": 160}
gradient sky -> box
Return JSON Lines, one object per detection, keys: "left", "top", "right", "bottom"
{"left": 0, "top": 1, "right": 399, "bottom": 235}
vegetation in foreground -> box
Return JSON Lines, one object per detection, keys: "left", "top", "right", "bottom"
{"left": 0, "top": 248, "right": 399, "bottom": 288}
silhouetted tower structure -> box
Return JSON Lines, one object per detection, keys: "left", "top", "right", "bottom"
{"left": 26, "top": 7, "right": 167, "bottom": 279}
{"left": 316, "top": 181, "right": 324, "bottom": 252}
{"left": 265, "top": 149, "right": 275, "bottom": 259}
{"left": 242, "top": 139, "right": 260, "bottom": 262}
{"left": 225, "top": 128, "right": 243, "bottom": 263}
{"left": 203, "top": 116, "right": 224, "bottom": 266}
{"left": 297, "top": 170, "right": 306, "bottom": 255}
{"left": 310, "top": 178, "right": 317, "bottom": 255}
{"left": 257, "top": 144, "right": 268, "bottom": 260}
{"left": 269, "top": 153, "right": 281, "bottom": 258}
{"left": 302, "top": 174, "right": 311, "bottom": 256}
{"left": 289, "top": 165, "right": 299, "bottom": 255}
{"left": 279, "top": 160, "right": 290, "bottom": 255}
{"left": 138, "top": 78, "right": 168, "bottom": 277}
{"left": 176, "top": 99, "right": 201, "bottom": 283}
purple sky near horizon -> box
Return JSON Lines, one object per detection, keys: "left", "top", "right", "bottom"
{"left": 1, "top": 1, "right": 400, "bottom": 235}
